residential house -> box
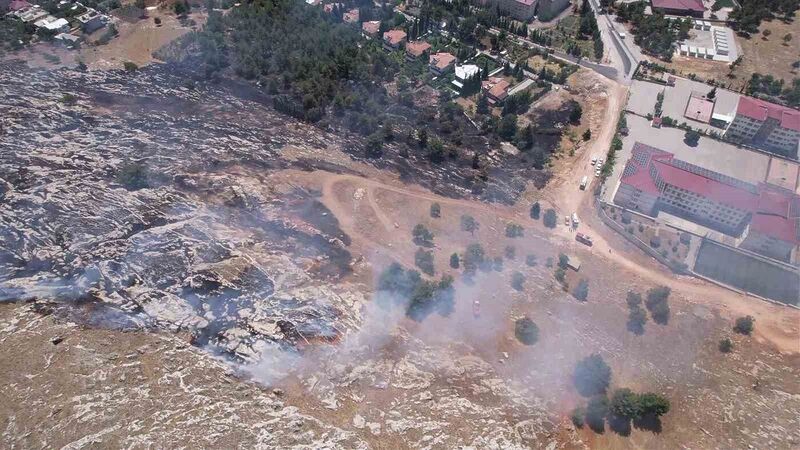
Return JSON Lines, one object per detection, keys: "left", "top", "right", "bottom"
{"left": 7, "top": 0, "right": 30, "bottom": 12}
{"left": 34, "top": 16, "right": 70, "bottom": 34}
{"left": 342, "top": 8, "right": 358, "bottom": 24}
{"left": 724, "top": 96, "right": 800, "bottom": 158}
{"left": 482, "top": 77, "right": 510, "bottom": 104}
{"left": 382, "top": 29, "right": 406, "bottom": 51}
{"left": 452, "top": 64, "right": 480, "bottom": 90}
{"left": 77, "top": 9, "right": 106, "bottom": 33}
{"left": 429, "top": 52, "right": 455, "bottom": 75}
{"left": 362, "top": 20, "right": 380, "bottom": 38}
{"left": 405, "top": 40, "right": 431, "bottom": 61}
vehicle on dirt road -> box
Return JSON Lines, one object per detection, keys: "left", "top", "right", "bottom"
{"left": 576, "top": 233, "right": 593, "bottom": 246}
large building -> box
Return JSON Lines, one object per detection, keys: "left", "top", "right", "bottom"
{"left": 650, "top": 0, "right": 704, "bottom": 17}
{"left": 724, "top": 96, "right": 800, "bottom": 158}
{"left": 536, "top": 0, "right": 571, "bottom": 21}
{"left": 480, "top": 0, "right": 537, "bottom": 22}
{"left": 614, "top": 142, "right": 799, "bottom": 261}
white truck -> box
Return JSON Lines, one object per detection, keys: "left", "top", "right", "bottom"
{"left": 572, "top": 213, "right": 580, "bottom": 227}
{"left": 580, "top": 176, "right": 588, "bottom": 190}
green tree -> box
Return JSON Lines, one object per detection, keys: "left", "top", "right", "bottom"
{"left": 684, "top": 129, "right": 701, "bottom": 147}
{"left": 476, "top": 94, "right": 490, "bottom": 115}
{"left": 734, "top": 315, "right": 755, "bottom": 335}
{"left": 515, "top": 317, "right": 539, "bottom": 344}
{"left": 505, "top": 223, "right": 524, "bottom": 238}
{"left": 123, "top": 61, "right": 139, "bottom": 72}
{"left": 707, "top": 86, "right": 717, "bottom": 100}
{"left": 569, "top": 102, "right": 583, "bottom": 124}
{"left": 417, "top": 128, "right": 428, "bottom": 148}
{"left": 498, "top": 114, "right": 518, "bottom": 140}
{"left": 449, "top": 253, "right": 460, "bottom": 269}
{"left": 412, "top": 224, "right": 434, "bottom": 247}
{"left": 571, "top": 406, "right": 586, "bottom": 428}
{"left": 414, "top": 248, "right": 435, "bottom": 275}
{"left": 511, "top": 271, "right": 525, "bottom": 291}
{"left": 460, "top": 215, "right": 479, "bottom": 234}
{"left": 543, "top": 208, "right": 557, "bottom": 228}
{"left": 558, "top": 253, "right": 569, "bottom": 269}
{"left": 463, "top": 243, "right": 485, "bottom": 273}
{"left": 525, "top": 254, "right": 537, "bottom": 266}
{"left": 585, "top": 395, "right": 609, "bottom": 432}
{"left": 574, "top": 354, "right": 612, "bottom": 397}
{"left": 573, "top": 279, "right": 589, "bottom": 301}
{"left": 718, "top": 337, "right": 734, "bottom": 353}
{"left": 582, "top": 129, "right": 592, "bottom": 141}
{"left": 430, "top": 202, "right": 441, "bottom": 218}
{"left": 610, "top": 388, "right": 642, "bottom": 419}
{"left": 645, "top": 286, "right": 671, "bottom": 325}
{"left": 637, "top": 393, "right": 670, "bottom": 417}
{"left": 554, "top": 267, "right": 566, "bottom": 283}
{"left": 365, "top": 132, "right": 384, "bottom": 157}
{"left": 530, "top": 202, "right": 541, "bottom": 220}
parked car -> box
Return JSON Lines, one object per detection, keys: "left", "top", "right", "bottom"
{"left": 565, "top": 215, "right": 570, "bottom": 226}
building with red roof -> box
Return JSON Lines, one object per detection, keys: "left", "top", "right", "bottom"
{"left": 650, "top": 0, "right": 704, "bottom": 17}
{"left": 382, "top": 29, "right": 407, "bottom": 51}
{"left": 405, "top": 40, "right": 431, "bottom": 60}
{"left": 482, "top": 77, "right": 511, "bottom": 104}
{"left": 725, "top": 96, "right": 800, "bottom": 158}
{"left": 7, "top": 0, "right": 31, "bottom": 11}
{"left": 361, "top": 20, "right": 380, "bottom": 38}
{"left": 614, "top": 142, "right": 799, "bottom": 261}
{"left": 342, "top": 8, "right": 359, "bottom": 23}
{"left": 428, "top": 52, "right": 456, "bottom": 75}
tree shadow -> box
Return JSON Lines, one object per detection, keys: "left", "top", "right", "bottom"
{"left": 633, "top": 414, "right": 663, "bottom": 434}
{"left": 608, "top": 415, "right": 632, "bottom": 436}
{"left": 586, "top": 417, "right": 606, "bottom": 434}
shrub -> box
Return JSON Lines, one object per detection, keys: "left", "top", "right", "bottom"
{"left": 558, "top": 253, "right": 569, "bottom": 269}
{"left": 645, "top": 286, "right": 671, "bottom": 325}
{"left": 585, "top": 395, "right": 609, "bottom": 432}
{"left": 679, "top": 232, "right": 691, "bottom": 245}
{"left": 449, "top": 253, "right": 459, "bottom": 269}
{"left": 60, "top": 93, "right": 78, "bottom": 104}
{"left": 154, "top": 16, "right": 162, "bottom": 25}
{"left": 514, "top": 317, "right": 539, "bottom": 345}
{"left": 574, "top": 354, "right": 611, "bottom": 397}
{"left": 430, "top": 203, "right": 441, "bottom": 218}
{"left": 412, "top": 224, "right": 434, "bottom": 247}
{"left": 545, "top": 257, "right": 554, "bottom": 268}
{"left": 511, "top": 271, "right": 525, "bottom": 291}
{"left": 463, "top": 243, "right": 485, "bottom": 273}
{"left": 733, "top": 315, "right": 755, "bottom": 335}
{"left": 493, "top": 256, "right": 504, "bottom": 272}
{"left": 543, "top": 209, "right": 557, "bottom": 228}
{"left": 718, "top": 338, "right": 733, "bottom": 353}
{"left": 530, "top": 202, "right": 541, "bottom": 220}
{"left": 460, "top": 214, "right": 479, "bottom": 234}
{"left": 638, "top": 224, "right": 644, "bottom": 233}
{"left": 117, "top": 161, "right": 149, "bottom": 190}
{"left": 621, "top": 211, "right": 631, "bottom": 224}
{"left": 414, "top": 248, "right": 435, "bottom": 275}
{"left": 610, "top": 388, "right": 642, "bottom": 419}
{"left": 554, "top": 267, "right": 566, "bottom": 282}
{"left": 573, "top": 279, "right": 589, "bottom": 302}
{"left": 525, "top": 254, "right": 537, "bottom": 266}
{"left": 505, "top": 245, "right": 516, "bottom": 260}
{"left": 637, "top": 393, "right": 670, "bottom": 417}
{"left": 650, "top": 236, "right": 661, "bottom": 248}
{"left": 505, "top": 223, "right": 524, "bottom": 238}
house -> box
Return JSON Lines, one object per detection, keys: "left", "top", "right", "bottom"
{"left": 452, "top": 64, "right": 480, "bottom": 90}
{"left": 683, "top": 91, "right": 715, "bottom": 123}
{"left": 481, "top": 0, "right": 537, "bottom": 21}
{"left": 342, "top": 8, "right": 358, "bottom": 24}
{"left": 361, "top": 20, "right": 380, "bottom": 38}
{"left": 650, "top": 0, "right": 704, "bottom": 17}
{"left": 15, "top": 5, "right": 48, "bottom": 22}
{"left": 429, "top": 51, "right": 456, "bottom": 75}
{"left": 76, "top": 9, "right": 106, "bottom": 33}
{"left": 323, "top": 2, "right": 342, "bottom": 13}
{"left": 382, "top": 29, "right": 406, "bottom": 51}
{"left": 34, "top": 16, "right": 70, "bottom": 34}
{"left": 482, "top": 77, "right": 510, "bottom": 104}
{"left": 55, "top": 32, "right": 82, "bottom": 47}
{"left": 613, "top": 142, "right": 800, "bottom": 261}
{"left": 724, "top": 96, "right": 800, "bottom": 158}
{"left": 405, "top": 40, "right": 431, "bottom": 61}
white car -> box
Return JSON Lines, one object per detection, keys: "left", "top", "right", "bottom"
{"left": 590, "top": 156, "right": 597, "bottom": 165}
{"left": 594, "top": 170, "right": 601, "bottom": 177}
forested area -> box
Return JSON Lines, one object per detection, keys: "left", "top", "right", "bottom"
{"left": 728, "top": 0, "right": 799, "bottom": 35}
{"left": 614, "top": 1, "right": 690, "bottom": 61}
{"left": 747, "top": 74, "right": 800, "bottom": 107}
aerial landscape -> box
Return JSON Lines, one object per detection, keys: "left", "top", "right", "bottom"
{"left": 0, "top": 0, "right": 798, "bottom": 447}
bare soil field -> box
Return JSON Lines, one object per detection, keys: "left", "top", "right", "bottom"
{"left": 661, "top": 12, "right": 800, "bottom": 92}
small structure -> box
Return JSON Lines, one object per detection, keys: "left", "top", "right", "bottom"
{"left": 566, "top": 256, "right": 582, "bottom": 271}
{"left": 55, "top": 32, "right": 82, "bottom": 47}
{"left": 651, "top": 116, "right": 662, "bottom": 128}
{"left": 361, "top": 20, "right": 380, "bottom": 38}
{"left": 429, "top": 51, "right": 456, "bottom": 75}
{"left": 405, "top": 40, "right": 431, "bottom": 61}
{"left": 382, "top": 29, "right": 406, "bottom": 51}
{"left": 34, "top": 16, "right": 70, "bottom": 34}
{"left": 15, "top": 5, "right": 48, "bottom": 22}
{"left": 8, "top": 0, "right": 31, "bottom": 11}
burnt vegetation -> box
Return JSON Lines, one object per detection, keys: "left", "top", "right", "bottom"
{"left": 376, "top": 262, "right": 455, "bottom": 321}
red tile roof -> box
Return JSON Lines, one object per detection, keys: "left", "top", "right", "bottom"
{"left": 383, "top": 29, "right": 407, "bottom": 46}
{"left": 429, "top": 52, "right": 456, "bottom": 70}
{"left": 343, "top": 8, "right": 359, "bottom": 23}
{"left": 620, "top": 142, "right": 800, "bottom": 244}
{"left": 736, "top": 96, "right": 800, "bottom": 132}
{"left": 362, "top": 20, "right": 380, "bottom": 35}
{"left": 406, "top": 41, "right": 431, "bottom": 57}
{"left": 9, "top": 0, "right": 31, "bottom": 10}
{"left": 482, "top": 77, "right": 510, "bottom": 100}
{"left": 651, "top": 0, "right": 704, "bottom": 13}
